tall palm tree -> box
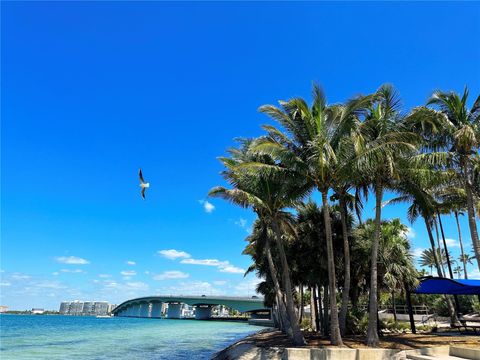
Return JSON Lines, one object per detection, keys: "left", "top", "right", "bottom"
{"left": 255, "top": 84, "right": 374, "bottom": 344}
{"left": 419, "top": 248, "right": 448, "bottom": 275}
{"left": 354, "top": 218, "right": 419, "bottom": 323}
{"left": 410, "top": 89, "right": 480, "bottom": 270}
{"left": 209, "top": 139, "right": 308, "bottom": 345}
{"left": 351, "top": 85, "right": 420, "bottom": 346}
{"left": 453, "top": 265, "right": 463, "bottom": 279}
{"left": 459, "top": 253, "right": 475, "bottom": 279}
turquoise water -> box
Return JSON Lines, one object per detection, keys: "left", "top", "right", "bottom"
{"left": 0, "top": 315, "right": 265, "bottom": 359}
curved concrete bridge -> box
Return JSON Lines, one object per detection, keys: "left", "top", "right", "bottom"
{"left": 112, "top": 295, "right": 269, "bottom": 320}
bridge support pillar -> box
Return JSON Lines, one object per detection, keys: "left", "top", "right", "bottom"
{"left": 151, "top": 302, "right": 162, "bottom": 318}
{"left": 126, "top": 306, "right": 133, "bottom": 317}
{"left": 139, "top": 303, "right": 149, "bottom": 318}
{"left": 195, "top": 305, "right": 213, "bottom": 320}
{"left": 167, "top": 303, "right": 182, "bottom": 319}
{"left": 131, "top": 304, "right": 141, "bottom": 317}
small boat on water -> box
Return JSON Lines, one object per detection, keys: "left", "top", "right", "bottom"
{"left": 96, "top": 315, "right": 112, "bottom": 318}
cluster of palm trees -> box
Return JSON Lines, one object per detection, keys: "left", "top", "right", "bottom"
{"left": 209, "top": 84, "right": 479, "bottom": 347}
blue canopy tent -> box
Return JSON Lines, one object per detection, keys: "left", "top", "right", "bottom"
{"left": 414, "top": 277, "right": 480, "bottom": 296}
{"left": 405, "top": 277, "right": 480, "bottom": 333}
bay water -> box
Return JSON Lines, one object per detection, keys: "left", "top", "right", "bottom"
{"left": 0, "top": 315, "right": 265, "bottom": 359}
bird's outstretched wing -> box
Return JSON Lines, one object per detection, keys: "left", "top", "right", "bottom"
{"left": 139, "top": 169, "right": 145, "bottom": 183}
{"left": 141, "top": 187, "right": 146, "bottom": 200}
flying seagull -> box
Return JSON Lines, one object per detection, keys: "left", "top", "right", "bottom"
{"left": 139, "top": 168, "right": 150, "bottom": 200}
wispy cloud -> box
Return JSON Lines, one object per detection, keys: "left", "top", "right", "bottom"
{"left": 412, "top": 248, "right": 424, "bottom": 259}
{"left": 55, "top": 256, "right": 90, "bottom": 265}
{"left": 213, "top": 280, "right": 227, "bottom": 286}
{"left": 181, "top": 258, "right": 244, "bottom": 274}
{"left": 158, "top": 249, "right": 245, "bottom": 274}
{"left": 98, "top": 274, "right": 111, "bottom": 278}
{"left": 234, "top": 277, "right": 262, "bottom": 295}
{"left": 445, "top": 238, "right": 460, "bottom": 248}
{"left": 469, "top": 269, "right": 480, "bottom": 279}
{"left": 402, "top": 227, "right": 415, "bottom": 240}
{"left": 126, "top": 261, "right": 136, "bottom": 266}
{"left": 234, "top": 218, "right": 251, "bottom": 234}
{"left": 156, "top": 281, "right": 222, "bottom": 296}
{"left": 60, "top": 269, "right": 85, "bottom": 274}
{"left": 152, "top": 270, "right": 189, "bottom": 280}
{"left": 158, "top": 249, "right": 191, "bottom": 260}
{"left": 199, "top": 200, "right": 215, "bottom": 213}
{"left": 120, "top": 270, "right": 137, "bottom": 276}
{"left": 11, "top": 273, "right": 31, "bottom": 280}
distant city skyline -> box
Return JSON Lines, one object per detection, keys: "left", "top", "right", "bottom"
{"left": 2, "top": 1, "right": 479, "bottom": 309}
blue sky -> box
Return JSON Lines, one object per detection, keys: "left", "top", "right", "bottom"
{"left": 2, "top": 2, "right": 479, "bottom": 310}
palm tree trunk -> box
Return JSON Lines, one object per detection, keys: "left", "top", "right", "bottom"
{"left": 321, "top": 190, "right": 343, "bottom": 345}
{"left": 392, "top": 290, "right": 397, "bottom": 323}
{"left": 437, "top": 212, "right": 462, "bottom": 313}
{"left": 455, "top": 211, "right": 468, "bottom": 279}
{"left": 434, "top": 219, "right": 447, "bottom": 276}
{"left": 437, "top": 212, "right": 455, "bottom": 279}
{"left": 463, "top": 160, "right": 480, "bottom": 271}
{"left": 323, "top": 285, "right": 329, "bottom": 336}
{"left": 265, "top": 237, "right": 291, "bottom": 335}
{"left": 314, "top": 285, "right": 321, "bottom": 333}
{"left": 299, "top": 285, "right": 304, "bottom": 322}
{"left": 339, "top": 196, "right": 351, "bottom": 336}
{"left": 310, "top": 286, "right": 317, "bottom": 332}
{"left": 367, "top": 181, "right": 382, "bottom": 347}
{"left": 424, "top": 217, "right": 444, "bottom": 277}
{"left": 271, "top": 219, "right": 305, "bottom": 346}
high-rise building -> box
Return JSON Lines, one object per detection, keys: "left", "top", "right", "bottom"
{"left": 69, "top": 301, "right": 84, "bottom": 315}
{"left": 58, "top": 301, "right": 115, "bottom": 316}
{"left": 93, "top": 302, "right": 109, "bottom": 316}
{"left": 59, "top": 301, "right": 70, "bottom": 314}
{"left": 82, "top": 302, "right": 94, "bottom": 315}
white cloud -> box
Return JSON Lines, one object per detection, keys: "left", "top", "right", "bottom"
{"left": 181, "top": 258, "right": 245, "bottom": 274}
{"left": 402, "top": 227, "right": 415, "bottom": 240}
{"left": 235, "top": 218, "right": 247, "bottom": 228}
{"left": 469, "top": 269, "right": 480, "bottom": 279}
{"left": 158, "top": 249, "right": 191, "bottom": 260}
{"left": 152, "top": 270, "right": 189, "bottom": 281}
{"left": 0, "top": 282, "right": 11, "bottom": 287}
{"left": 219, "top": 264, "right": 245, "bottom": 274}
{"left": 213, "top": 280, "right": 227, "bottom": 286}
{"left": 120, "top": 270, "right": 137, "bottom": 276}
{"left": 52, "top": 272, "right": 59, "bottom": 276}
{"left": 233, "top": 276, "right": 262, "bottom": 296}
{"left": 60, "top": 269, "right": 85, "bottom": 274}
{"left": 98, "top": 274, "right": 111, "bottom": 278}
{"left": 181, "top": 258, "right": 224, "bottom": 266}
{"left": 11, "top": 273, "right": 31, "bottom": 280}
{"left": 199, "top": 200, "right": 215, "bottom": 213}
{"left": 55, "top": 256, "right": 90, "bottom": 265}
{"left": 445, "top": 238, "right": 460, "bottom": 248}
{"left": 157, "top": 281, "right": 222, "bottom": 296}
{"left": 412, "top": 248, "right": 424, "bottom": 259}
{"left": 126, "top": 261, "right": 136, "bottom": 266}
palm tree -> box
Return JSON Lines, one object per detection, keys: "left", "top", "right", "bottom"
{"left": 453, "top": 265, "right": 463, "bottom": 279}
{"left": 209, "top": 139, "right": 308, "bottom": 345}
{"left": 459, "top": 253, "right": 475, "bottom": 279}
{"left": 255, "top": 85, "right": 368, "bottom": 345}
{"left": 351, "top": 85, "right": 420, "bottom": 346}
{"left": 410, "top": 89, "right": 480, "bottom": 270}
{"left": 420, "top": 248, "right": 448, "bottom": 274}
{"left": 354, "top": 218, "right": 418, "bottom": 323}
